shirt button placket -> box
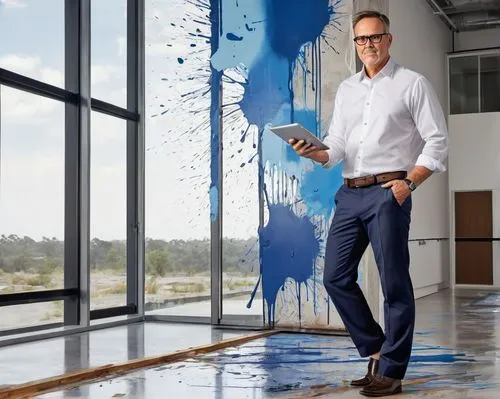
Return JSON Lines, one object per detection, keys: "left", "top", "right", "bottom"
{"left": 358, "top": 88, "right": 373, "bottom": 175}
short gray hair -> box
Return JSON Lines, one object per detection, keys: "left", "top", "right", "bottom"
{"left": 352, "top": 10, "right": 390, "bottom": 32}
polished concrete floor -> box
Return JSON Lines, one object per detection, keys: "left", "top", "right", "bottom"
{"left": 6, "top": 288, "right": 500, "bottom": 398}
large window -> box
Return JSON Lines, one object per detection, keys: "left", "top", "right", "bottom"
{"left": 0, "top": 0, "right": 142, "bottom": 338}
{"left": 480, "top": 55, "right": 500, "bottom": 113}
{"left": 221, "top": 76, "right": 261, "bottom": 323}
{"left": 0, "top": 86, "right": 66, "bottom": 330}
{"left": 144, "top": 0, "right": 212, "bottom": 318}
{"left": 90, "top": 112, "right": 128, "bottom": 311}
{"left": 449, "top": 55, "right": 479, "bottom": 114}
{"left": 449, "top": 51, "right": 500, "bottom": 114}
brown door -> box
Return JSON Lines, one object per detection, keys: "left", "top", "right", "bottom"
{"left": 455, "top": 191, "right": 493, "bottom": 285}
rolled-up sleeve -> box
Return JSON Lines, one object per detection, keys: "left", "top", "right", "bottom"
{"left": 322, "top": 84, "right": 346, "bottom": 168}
{"left": 410, "top": 76, "right": 449, "bottom": 173}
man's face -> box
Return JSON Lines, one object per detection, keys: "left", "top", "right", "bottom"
{"left": 354, "top": 17, "right": 392, "bottom": 70}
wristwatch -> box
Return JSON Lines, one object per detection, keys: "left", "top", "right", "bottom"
{"left": 403, "top": 178, "right": 417, "bottom": 192}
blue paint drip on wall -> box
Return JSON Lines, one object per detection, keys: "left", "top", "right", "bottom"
{"left": 209, "top": 0, "right": 222, "bottom": 223}
{"left": 259, "top": 204, "right": 320, "bottom": 324}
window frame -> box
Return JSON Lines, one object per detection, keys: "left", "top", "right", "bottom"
{"left": 447, "top": 48, "right": 500, "bottom": 115}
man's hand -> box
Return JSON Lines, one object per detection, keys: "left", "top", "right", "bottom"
{"left": 288, "top": 138, "right": 329, "bottom": 164}
{"left": 382, "top": 179, "right": 411, "bottom": 206}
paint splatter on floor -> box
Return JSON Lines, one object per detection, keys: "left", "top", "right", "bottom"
{"left": 39, "top": 332, "right": 500, "bottom": 398}
{"left": 35, "top": 290, "right": 500, "bottom": 398}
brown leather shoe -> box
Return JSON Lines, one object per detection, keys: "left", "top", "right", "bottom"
{"left": 350, "top": 357, "right": 379, "bottom": 387}
{"left": 360, "top": 374, "right": 402, "bottom": 397}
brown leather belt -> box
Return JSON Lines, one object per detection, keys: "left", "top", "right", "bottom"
{"left": 344, "top": 171, "right": 407, "bottom": 188}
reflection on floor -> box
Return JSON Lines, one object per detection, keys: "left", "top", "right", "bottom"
{"left": 0, "top": 322, "right": 245, "bottom": 387}
{"left": 32, "top": 288, "right": 500, "bottom": 398}
{"left": 146, "top": 295, "right": 262, "bottom": 318}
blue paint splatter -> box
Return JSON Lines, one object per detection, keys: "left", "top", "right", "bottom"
{"left": 266, "top": 0, "right": 330, "bottom": 61}
{"left": 300, "top": 164, "right": 343, "bottom": 217}
{"left": 239, "top": 52, "right": 290, "bottom": 130}
{"left": 226, "top": 32, "right": 243, "bottom": 41}
{"left": 241, "top": 0, "right": 339, "bottom": 326}
{"left": 292, "top": 108, "right": 343, "bottom": 217}
{"left": 209, "top": 0, "right": 222, "bottom": 223}
{"left": 410, "top": 354, "right": 474, "bottom": 363}
{"left": 259, "top": 204, "right": 320, "bottom": 324}
{"left": 293, "top": 106, "right": 319, "bottom": 135}
{"left": 210, "top": 0, "right": 344, "bottom": 327}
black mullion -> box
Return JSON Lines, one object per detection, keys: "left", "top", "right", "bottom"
{"left": 0, "top": 68, "right": 77, "bottom": 104}
{"left": 0, "top": 289, "right": 79, "bottom": 307}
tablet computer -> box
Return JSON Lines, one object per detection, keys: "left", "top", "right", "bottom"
{"left": 269, "top": 123, "right": 329, "bottom": 150}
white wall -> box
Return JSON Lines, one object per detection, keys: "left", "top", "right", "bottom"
{"left": 449, "top": 113, "right": 500, "bottom": 191}
{"left": 448, "top": 113, "right": 500, "bottom": 286}
{"left": 454, "top": 28, "right": 500, "bottom": 52}
{"left": 388, "top": 0, "right": 452, "bottom": 297}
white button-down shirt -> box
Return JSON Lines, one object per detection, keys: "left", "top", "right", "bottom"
{"left": 323, "top": 57, "right": 449, "bottom": 178}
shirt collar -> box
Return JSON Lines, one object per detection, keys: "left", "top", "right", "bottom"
{"left": 359, "top": 57, "right": 396, "bottom": 82}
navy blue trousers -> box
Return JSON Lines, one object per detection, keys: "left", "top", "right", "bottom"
{"left": 323, "top": 183, "right": 415, "bottom": 380}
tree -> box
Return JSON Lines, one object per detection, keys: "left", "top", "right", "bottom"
{"left": 12, "top": 254, "right": 30, "bottom": 272}
{"left": 39, "top": 237, "right": 61, "bottom": 258}
{"left": 146, "top": 249, "right": 173, "bottom": 277}
{"left": 105, "top": 246, "right": 124, "bottom": 270}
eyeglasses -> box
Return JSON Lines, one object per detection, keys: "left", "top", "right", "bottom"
{"left": 353, "top": 33, "right": 389, "bottom": 45}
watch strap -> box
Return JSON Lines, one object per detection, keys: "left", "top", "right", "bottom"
{"left": 403, "top": 178, "right": 416, "bottom": 192}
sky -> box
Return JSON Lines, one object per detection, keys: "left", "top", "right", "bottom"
{"left": 0, "top": 0, "right": 354, "bottom": 244}
{"left": 0, "top": 0, "right": 259, "bottom": 242}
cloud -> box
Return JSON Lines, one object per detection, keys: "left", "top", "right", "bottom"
{"left": 0, "top": 153, "right": 65, "bottom": 241}
{"left": 0, "top": 55, "right": 64, "bottom": 88}
{"left": 0, "top": 54, "right": 40, "bottom": 73}
{"left": 91, "top": 64, "right": 127, "bottom": 107}
{"left": 0, "top": 107, "right": 128, "bottom": 241}
{"left": 41, "top": 68, "right": 64, "bottom": 87}
{"left": 117, "top": 36, "right": 126, "bottom": 57}
{"left": 0, "top": 0, "right": 26, "bottom": 8}
{"left": 91, "top": 64, "right": 119, "bottom": 85}
{"left": 91, "top": 111, "right": 126, "bottom": 145}
{"left": 0, "top": 0, "right": 251, "bottom": 242}
{"left": 1, "top": 85, "right": 60, "bottom": 121}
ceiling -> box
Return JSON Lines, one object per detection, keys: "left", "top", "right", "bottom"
{"left": 425, "top": 0, "right": 500, "bottom": 31}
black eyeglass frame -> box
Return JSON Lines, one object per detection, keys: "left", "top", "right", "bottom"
{"left": 353, "top": 33, "right": 389, "bottom": 45}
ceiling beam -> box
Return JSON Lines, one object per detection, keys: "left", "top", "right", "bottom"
{"left": 425, "top": 0, "right": 458, "bottom": 31}
{"left": 440, "top": 4, "right": 500, "bottom": 16}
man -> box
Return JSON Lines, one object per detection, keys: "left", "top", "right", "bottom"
{"left": 289, "top": 10, "right": 449, "bottom": 397}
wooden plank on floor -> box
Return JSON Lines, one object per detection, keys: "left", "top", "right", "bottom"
{"left": 0, "top": 329, "right": 278, "bottom": 399}
{"left": 276, "top": 326, "right": 349, "bottom": 336}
